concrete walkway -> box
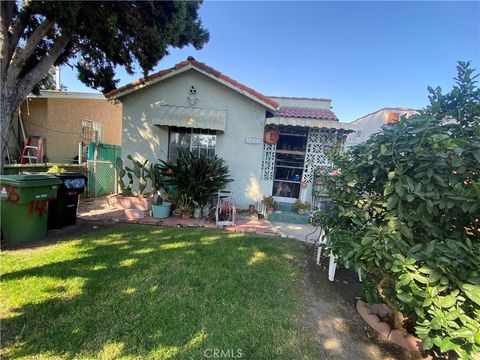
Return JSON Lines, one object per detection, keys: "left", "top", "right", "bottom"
{"left": 270, "top": 221, "right": 321, "bottom": 243}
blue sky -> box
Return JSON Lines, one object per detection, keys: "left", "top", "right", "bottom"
{"left": 61, "top": 1, "right": 480, "bottom": 122}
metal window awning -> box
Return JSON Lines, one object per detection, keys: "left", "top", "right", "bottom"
{"left": 266, "top": 117, "right": 354, "bottom": 132}
{"left": 152, "top": 105, "right": 226, "bottom": 132}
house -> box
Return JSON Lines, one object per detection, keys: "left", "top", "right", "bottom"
{"left": 106, "top": 57, "right": 353, "bottom": 208}
{"left": 345, "top": 107, "right": 418, "bottom": 148}
{"left": 7, "top": 90, "right": 122, "bottom": 163}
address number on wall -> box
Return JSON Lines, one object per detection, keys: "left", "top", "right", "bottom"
{"left": 245, "top": 137, "right": 262, "bottom": 145}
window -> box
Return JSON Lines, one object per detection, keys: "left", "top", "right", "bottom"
{"left": 82, "top": 119, "right": 104, "bottom": 144}
{"left": 168, "top": 127, "right": 216, "bottom": 162}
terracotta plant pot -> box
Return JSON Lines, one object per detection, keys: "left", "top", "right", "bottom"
{"left": 266, "top": 207, "right": 274, "bottom": 215}
{"left": 181, "top": 211, "right": 191, "bottom": 219}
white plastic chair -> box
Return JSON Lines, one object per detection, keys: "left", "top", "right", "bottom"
{"left": 315, "top": 228, "right": 362, "bottom": 282}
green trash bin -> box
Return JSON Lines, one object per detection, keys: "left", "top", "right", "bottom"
{"left": 0, "top": 174, "right": 61, "bottom": 243}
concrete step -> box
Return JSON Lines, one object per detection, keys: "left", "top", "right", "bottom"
{"left": 267, "top": 210, "right": 309, "bottom": 225}
{"left": 276, "top": 202, "right": 296, "bottom": 212}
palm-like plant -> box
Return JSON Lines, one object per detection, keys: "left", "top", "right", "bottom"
{"left": 158, "top": 149, "right": 233, "bottom": 207}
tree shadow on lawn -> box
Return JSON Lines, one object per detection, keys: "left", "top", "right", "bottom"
{"left": 1, "top": 225, "right": 312, "bottom": 359}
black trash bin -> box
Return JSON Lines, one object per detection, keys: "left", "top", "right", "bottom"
{"left": 48, "top": 172, "right": 87, "bottom": 229}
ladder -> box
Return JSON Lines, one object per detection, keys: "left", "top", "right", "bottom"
{"left": 20, "top": 136, "right": 44, "bottom": 164}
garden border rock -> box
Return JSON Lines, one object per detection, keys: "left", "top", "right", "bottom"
{"left": 356, "top": 300, "right": 423, "bottom": 353}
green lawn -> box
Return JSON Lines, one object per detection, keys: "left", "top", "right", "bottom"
{"left": 1, "top": 225, "right": 316, "bottom": 359}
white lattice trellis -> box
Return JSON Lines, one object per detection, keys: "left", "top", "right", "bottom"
{"left": 302, "top": 129, "right": 337, "bottom": 183}
{"left": 261, "top": 143, "right": 276, "bottom": 180}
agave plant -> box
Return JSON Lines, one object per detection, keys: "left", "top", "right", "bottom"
{"left": 157, "top": 149, "right": 232, "bottom": 207}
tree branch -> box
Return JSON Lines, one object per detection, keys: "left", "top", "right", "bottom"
{"left": 0, "top": 1, "right": 16, "bottom": 77}
{"left": 6, "top": 17, "right": 54, "bottom": 85}
{"left": 13, "top": 31, "right": 70, "bottom": 110}
{"left": 4, "top": 1, "right": 31, "bottom": 69}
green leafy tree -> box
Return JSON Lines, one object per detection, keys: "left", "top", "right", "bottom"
{"left": 0, "top": 1, "right": 209, "bottom": 170}
{"left": 313, "top": 62, "right": 480, "bottom": 357}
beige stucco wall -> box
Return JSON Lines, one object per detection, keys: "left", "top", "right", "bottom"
{"left": 121, "top": 69, "right": 273, "bottom": 208}
{"left": 20, "top": 96, "right": 121, "bottom": 162}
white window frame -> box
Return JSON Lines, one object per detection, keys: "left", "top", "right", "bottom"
{"left": 81, "top": 119, "right": 104, "bottom": 144}
{"left": 168, "top": 127, "right": 216, "bottom": 162}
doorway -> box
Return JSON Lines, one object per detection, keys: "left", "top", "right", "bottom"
{"left": 272, "top": 126, "right": 308, "bottom": 203}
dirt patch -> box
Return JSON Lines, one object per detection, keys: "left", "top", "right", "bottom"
{"left": 298, "top": 242, "right": 422, "bottom": 360}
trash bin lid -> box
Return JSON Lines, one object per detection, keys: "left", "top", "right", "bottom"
{"left": 49, "top": 172, "right": 87, "bottom": 180}
{"left": 0, "top": 174, "right": 62, "bottom": 187}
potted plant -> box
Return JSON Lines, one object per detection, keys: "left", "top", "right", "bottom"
{"left": 262, "top": 196, "right": 275, "bottom": 214}
{"left": 193, "top": 201, "right": 202, "bottom": 219}
{"left": 177, "top": 194, "right": 193, "bottom": 219}
{"left": 294, "top": 200, "right": 312, "bottom": 214}
{"left": 157, "top": 149, "right": 233, "bottom": 218}
{"left": 151, "top": 195, "right": 172, "bottom": 219}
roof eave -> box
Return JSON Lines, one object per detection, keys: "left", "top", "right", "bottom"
{"left": 106, "top": 63, "right": 278, "bottom": 111}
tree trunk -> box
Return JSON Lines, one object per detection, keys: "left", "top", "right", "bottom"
{"left": 377, "top": 274, "right": 405, "bottom": 330}
{"left": 0, "top": 89, "right": 16, "bottom": 174}
{"left": 0, "top": 29, "right": 71, "bottom": 173}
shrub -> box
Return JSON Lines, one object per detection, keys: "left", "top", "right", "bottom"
{"left": 157, "top": 149, "right": 232, "bottom": 207}
{"left": 312, "top": 62, "right": 480, "bottom": 357}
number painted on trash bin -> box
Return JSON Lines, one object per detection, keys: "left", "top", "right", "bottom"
{"left": 2, "top": 185, "right": 20, "bottom": 204}
{"left": 28, "top": 200, "right": 48, "bottom": 218}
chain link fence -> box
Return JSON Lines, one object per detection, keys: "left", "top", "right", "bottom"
{"left": 86, "top": 160, "right": 117, "bottom": 197}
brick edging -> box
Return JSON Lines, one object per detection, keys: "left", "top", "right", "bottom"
{"left": 356, "top": 300, "right": 423, "bottom": 352}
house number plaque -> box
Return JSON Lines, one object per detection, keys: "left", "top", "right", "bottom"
{"left": 245, "top": 137, "right": 262, "bottom": 145}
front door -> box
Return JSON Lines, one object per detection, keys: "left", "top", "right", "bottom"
{"left": 272, "top": 126, "right": 308, "bottom": 203}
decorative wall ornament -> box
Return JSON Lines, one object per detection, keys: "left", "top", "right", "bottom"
{"left": 187, "top": 85, "right": 198, "bottom": 105}
{"left": 263, "top": 124, "right": 280, "bottom": 145}
{"left": 261, "top": 143, "right": 276, "bottom": 180}
{"left": 302, "top": 129, "right": 338, "bottom": 183}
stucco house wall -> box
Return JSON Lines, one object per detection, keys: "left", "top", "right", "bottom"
{"left": 270, "top": 96, "right": 332, "bottom": 109}
{"left": 345, "top": 108, "right": 418, "bottom": 148}
{"left": 121, "top": 69, "right": 272, "bottom": 208}
{"left": 18, "top": 92, "right": 121, "bottom": 162}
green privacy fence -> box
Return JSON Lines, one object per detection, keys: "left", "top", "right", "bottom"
{"left": 86, "top": 143, "right": 121, "bottom": 197}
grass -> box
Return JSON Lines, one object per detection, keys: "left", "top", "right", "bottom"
{"left": 0, "top": 225, "right": 316, "bottom": 359}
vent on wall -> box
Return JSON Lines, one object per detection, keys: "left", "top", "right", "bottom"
{"left": 188, "top": 85, "right": 198, "bottom": 105}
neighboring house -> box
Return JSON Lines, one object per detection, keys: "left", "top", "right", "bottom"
{"left": 106, "top": 57, "right": 353, "bottom": 208}
{"left": 345, "top": 107, "right": 418, "bottom": 148}
{"left": 7, "top": 90, "right": 122, "bottom": 163}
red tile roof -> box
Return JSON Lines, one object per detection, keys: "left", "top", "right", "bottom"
{"left": 105, "top": 57, "right": 278, "bottom": 109}
{"left": 270, "top": 96, "right": 332, "bottom": 102}
{"left": 275, "top": 106, "right": 338, "bottom": 121}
